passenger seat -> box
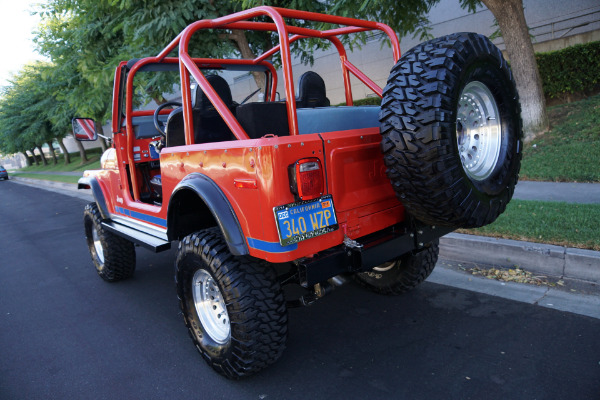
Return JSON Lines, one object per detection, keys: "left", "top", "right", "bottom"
{"left": 296, "top": 71, "right": 330, "bottom": 108}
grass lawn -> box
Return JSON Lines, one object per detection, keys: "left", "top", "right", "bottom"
{"left": 520, "top": 94, "right": 600, "bottom": 182}
{"left": 459, "top": 199, "right": 600, "bottom": 251}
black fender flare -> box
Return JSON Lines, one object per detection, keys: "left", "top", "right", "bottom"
{"left": 167, "top": 173, "right": 249, "bottom": 256}
{"left": 78, "top": 176, "right": 110, "bottom": 220}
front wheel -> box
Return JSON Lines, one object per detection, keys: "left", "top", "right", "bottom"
{"left": 175, "top": 228, "right": 288, "bottom": 379}
{"left": 380, "top": 32, "right": 523, "bottom": 228}
{"left": 83, "top": 203, "right": 136, "bottom": 282}
{"left": 355, "top": 241, "right": 439, "bottom": 295}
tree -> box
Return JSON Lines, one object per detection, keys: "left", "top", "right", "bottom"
{"left": 35, "top": 0, "right": 331, "bottom": 101}
{"left": 38, "top": 61, "right": 91, "bottom": 164}
{"left": 460, "top": 0, "right": 548, "bottom": 141}
{"left": 30, "top": 0, "right": 547, "bottom": 148}
{"left": 0, "top": 62, "right": 76, "bottom": 165}
{"left": 329, "top": 0, "right": 547, "bottom": 141}
{"left": 0, "top": 68, "right": 46, "bottom": 164}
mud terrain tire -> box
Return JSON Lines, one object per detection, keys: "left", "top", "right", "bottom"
{"left": 83, "top": 202, "right": 136, "bottom": 282}
{"left": 380, "top": 32, "right": 522, "bottom": 228}
{"left": 355, "top": 240, "right": 439, "bottom": 295}
{"left": 175, "top": 228, "right": 288, "bottom": 379}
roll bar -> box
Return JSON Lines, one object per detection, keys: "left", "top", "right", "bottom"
{"left": 122, "top": 6, "right": 401, "bottom": 201}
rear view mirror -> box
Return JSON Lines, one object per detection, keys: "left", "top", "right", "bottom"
{"left": 72, "top": 118, "right": 98, "bottom": 141}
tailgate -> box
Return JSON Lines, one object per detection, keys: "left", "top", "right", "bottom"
{"left": 321, "top": 128, "right": 404, "bottom": 237}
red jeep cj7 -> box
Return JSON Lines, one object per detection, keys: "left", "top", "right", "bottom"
{"left": 74, "top": 7, "right": 522, "bottom": 378}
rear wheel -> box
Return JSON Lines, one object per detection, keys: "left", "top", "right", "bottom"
{"left": 380, "top": 32, "right": 522, "bottom": 228}
{"left": 175, "top": 228, "right": 288, "bottom": 379}
{"left": 355, "top": 241, "right": 439, "bottom": 295}
{"left": 83, "top": 203, "right": 136, "bottom": 282}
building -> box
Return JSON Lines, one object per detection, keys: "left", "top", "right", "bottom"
{"left": 255, "top": 0, "right": 600, "bottom": 105}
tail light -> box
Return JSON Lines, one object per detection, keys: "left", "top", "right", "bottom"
{"left": 288, "top": 158, "right": 325, "bottom": 201}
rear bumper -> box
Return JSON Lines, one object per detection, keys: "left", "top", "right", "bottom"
{"left": 297, "top": 223, "right": 453, "bottom": 287}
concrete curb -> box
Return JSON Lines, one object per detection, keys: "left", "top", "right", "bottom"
{"left": 427, "top": 266, "right": 600, "bottom": 319}
{"left": 11, "top": 176, "right": 93, "bottom": 202}
{"left": 440, "top": 233, "right": 600, "bottom": 283}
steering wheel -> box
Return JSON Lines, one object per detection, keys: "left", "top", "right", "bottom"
{"left": 153, "top": 101, "right": 182, "bottom": 137}
{"left": 240, "top": 88, "right": 262, "bottom": 105}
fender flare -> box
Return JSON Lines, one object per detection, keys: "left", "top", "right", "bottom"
{"left": 78, "top": 176, "right": 110, "bottom": 220}
{"left": 167, "top": 173, "right": 249, "bottom": 256}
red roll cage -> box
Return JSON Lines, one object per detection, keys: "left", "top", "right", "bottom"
{"left": 117, "top": 6, "right": 401, "bottom": 202}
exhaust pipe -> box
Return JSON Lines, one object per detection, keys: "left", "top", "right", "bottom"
{"left": 297, "top": 274, "right": 349, "bottom": 306}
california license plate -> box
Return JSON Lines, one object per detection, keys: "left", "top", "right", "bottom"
{"left": 274, "top": 195, "right": 339, "bottom": 246}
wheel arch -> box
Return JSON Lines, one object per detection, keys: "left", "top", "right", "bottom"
{"left": 167, "top": 173, "right": 249, "bottom": 256}
{"left": 78, "top": 176, "right": 110, "bottom": 220}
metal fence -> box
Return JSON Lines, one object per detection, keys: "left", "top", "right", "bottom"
{"left": 493, "top": 5, "right": 600, "bottom": 49}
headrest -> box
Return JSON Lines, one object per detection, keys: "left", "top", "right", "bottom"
{"left": 297, "top": 71, "right": 329, "bottom": 108}
{"left": 194, "top": 75, "right": 233, "bottom": 115}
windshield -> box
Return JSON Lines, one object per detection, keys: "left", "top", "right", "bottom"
{"left": 129, "top": 62, "right": 270, "bottom": 112}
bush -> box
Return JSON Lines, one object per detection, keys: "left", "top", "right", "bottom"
{"left": 536, "top": 41, "right": 600, "bottom": 99}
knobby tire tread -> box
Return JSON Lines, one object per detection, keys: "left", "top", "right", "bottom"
{"left": 83, "top": 202, "right": 136, "bottom": 282}
{"left": 355, "top": 241, "right": 439, "bottom": 295}
{"left": 175, "top": 228, "right": 288, "bottom": 379}
{"left": 380, "top": 32, "right": 522, "bottom": 228}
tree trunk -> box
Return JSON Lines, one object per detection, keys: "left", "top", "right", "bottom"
{"left": 29, "top": 149, "right": 39, "bottom": 166}
{"left": 74, "top": 136, "right": 89, "bottom": 164}
{"left": 47, "top": 141, "right": 58, "bottom": 165}
{"left": 99, "top": 137, "right": 108, "bottom": 152}
{"left": 229, "top": 29, "right": 267, "bottom": 91}
{"left": 482, "top": 0, "right": 549, "bottom": 142}
{"left": 57, "top": 137, "right": 71, "bottom": 165}
{"left": 36, "top": 145, "right": 48, "bottom": 166}
{"left": 23, "top": 151, "right": 33, "bottom": 166}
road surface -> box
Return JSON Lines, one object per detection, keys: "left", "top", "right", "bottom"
{"left": 1, "top": 181, "right": 598, "bottom": 399}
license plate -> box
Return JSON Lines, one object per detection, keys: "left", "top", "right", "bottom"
{"left": 274, "top": 195, "right": 338, "bottom": 246}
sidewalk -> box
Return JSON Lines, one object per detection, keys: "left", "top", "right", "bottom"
{"left": 9, "top": 175, "right": 600, "bottom": 287}
{"left": 514, "top": 181, "right": 600, "bottom": 204}
{"left": 10, "top": 170, "right": 84, "bottom": 176}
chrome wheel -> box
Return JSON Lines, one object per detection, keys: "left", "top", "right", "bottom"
{"left": 456, "top": 81, "right": 502, "bottom": 181}
{"left": 92, "top": 227, "right": 104, "bottom": 264}
{"left": 373, "top": 261, "right": 396, "bottom": 272}
{"left": 192, "top": 269, "right": 230, "bottom": 344}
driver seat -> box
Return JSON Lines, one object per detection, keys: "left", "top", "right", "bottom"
{"left": 164, "top": 75, "right": 234, "bottom": 147}
{"left": 152, "top": 76, "right": 234, "bottom": 197}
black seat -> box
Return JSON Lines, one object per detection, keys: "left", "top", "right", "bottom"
{"left": 193, "top": 75, "right": 236, "bottom": 143}
{"left": 165, "top": 108, "right": 185, "bottom": 147}
{"left": 296, "top": 71, "right": 330, "bottom": 108}
{"left": 151, "top": 76, "right": 235, "bottom": 200}
{"left": 236, "top": 102, "right": 289, "bottom": 139}
{"left": 165, "top": 75, "right": 235, "bottom": 147}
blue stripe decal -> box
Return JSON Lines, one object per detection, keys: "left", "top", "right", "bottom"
{"left": 247, "top": 238, "right": 298, "bottom": 253}
{"left": 115, "top": 207, "right": 167, "bottom": 228}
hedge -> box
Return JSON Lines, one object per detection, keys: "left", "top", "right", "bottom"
{"left": 536, "top": 41, "right": 600, "bottom": 99}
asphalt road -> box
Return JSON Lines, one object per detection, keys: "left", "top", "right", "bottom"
{"left": 1, "top": 181, "right": 599, "bottom": 400}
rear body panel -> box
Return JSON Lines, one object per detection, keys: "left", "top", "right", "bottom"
{"left": 86, "top": 113, "right": 404, "bottom": 264}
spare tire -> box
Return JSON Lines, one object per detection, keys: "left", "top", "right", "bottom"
{"left": 380, "top": 32, "right": 522, "bottom": 228}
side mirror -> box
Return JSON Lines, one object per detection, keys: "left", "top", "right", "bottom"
{"left": 72, "top": 118, "right": 98, "bottom": 141}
